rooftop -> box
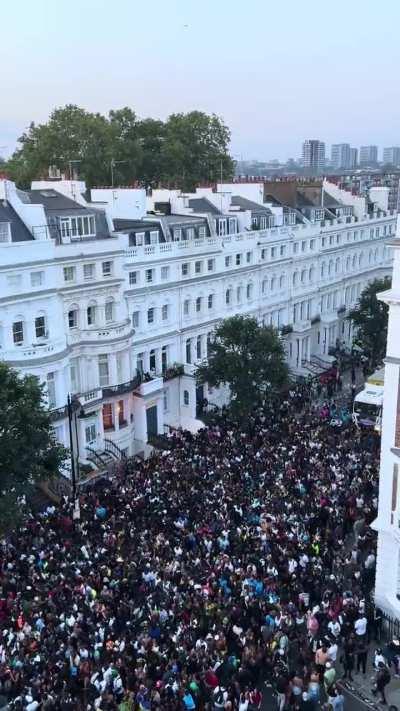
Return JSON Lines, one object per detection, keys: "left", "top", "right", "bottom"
{"left": 188, "top": 197, "right": 222, "bottom": 215}
{"left": 24, "top": 189, "right": 89, "bottom": 214}
{"left": 230, "top": 195, "right": 273, "bottom": 214}
{"left": 0, "top": 202, "right": 34, "bottom": 242}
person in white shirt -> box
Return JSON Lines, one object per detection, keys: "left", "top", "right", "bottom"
{"left": 328, "top": 641, "right": 338, "bottom": 663}
{"left": 354, "top": 614, "right": 367, "bottom": 638}
{"left": 328, "top": 618, "right": 341, "bottom": 639}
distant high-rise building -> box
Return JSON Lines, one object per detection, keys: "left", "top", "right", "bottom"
{"left": 302, "top": 140, "right": 325, "bottom": 173}
{"left": 359, "top": 145, "right": 378, "bottom": 166}
{"left": 383, "top": 147, "right": 400, "bottom": 166}
{"left": 331, "top": 143, "right": 351, "bottom": 170}
{"left": 350, "top": 148, "right": 358, "bottom": 169}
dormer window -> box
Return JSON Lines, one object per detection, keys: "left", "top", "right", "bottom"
{"left": 59, "top": 215, "right": 96, "bottom": 239}
{"left": 0, "top": 222, "right": 11, "bottom": 243}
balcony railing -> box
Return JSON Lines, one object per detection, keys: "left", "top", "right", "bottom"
{"left": 68, "top": 319, "right": 133, "bottom": 344}
{"left": 102, "top": 373, "right": 142, "bottom": 398}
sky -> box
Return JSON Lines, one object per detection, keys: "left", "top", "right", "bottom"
{"left": 1, "top": 0, "right": 400, "bottom": 162}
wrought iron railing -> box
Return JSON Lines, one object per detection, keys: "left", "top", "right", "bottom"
{"left": 103, "top": 438, "right": 126, "bottom": 460}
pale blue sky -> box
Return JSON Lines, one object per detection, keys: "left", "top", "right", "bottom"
{"left": 1, "top": 0, "right": 399, "bottom": 161}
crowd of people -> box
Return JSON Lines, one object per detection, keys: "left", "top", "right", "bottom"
{"left": 0, "top": 396, "right": 382, "bottom": 710}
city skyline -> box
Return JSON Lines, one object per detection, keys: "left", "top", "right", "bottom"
{"left": 1, "top": 0, "right": 400, "bottom": 162}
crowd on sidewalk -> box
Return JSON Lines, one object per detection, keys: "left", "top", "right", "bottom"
{"left": 0, "top": 394, "right": 382, "bottom": 710}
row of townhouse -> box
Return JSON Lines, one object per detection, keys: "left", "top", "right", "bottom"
{"left": 0, "top": 176, "right": 395, "bottom": 475}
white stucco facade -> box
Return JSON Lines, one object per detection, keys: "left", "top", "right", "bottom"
{"left": 373, "top": 218, "right": 400, "bottom": 616}
{"left": 0, "top": 177, "right": 395, "bottom": 475}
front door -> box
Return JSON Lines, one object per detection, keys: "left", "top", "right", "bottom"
{"left": 146, "top": 405, "right": 158, "bottom": 439}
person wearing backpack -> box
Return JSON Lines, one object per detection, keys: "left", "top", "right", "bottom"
{"left": 213, "top": 684, "right": 228, "bottom": 709}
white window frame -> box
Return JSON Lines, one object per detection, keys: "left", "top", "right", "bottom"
{"left": 35, "top": 315, "right": 47, "bottom": 339}
{"left": 98, "top": 354, "right": 109, "bottom": 387}
{"left": 63, "top": 266, "right": 75, "bottom": 282}
{"left": 83, "top": 263, "right": 95, "bottom": 281}
{"left": 0, "top": 222, "right": 10, "bottom": 242}
{"left": 102, "top": 261, "right": 112, "bottom": 277}
{"left": 12, "top": 320, "right": 24, "bottom": 344}
{"left": 30, "top": 271, "right": 44, "bottom": 287}
{"left": 105, "top": 300, "right": 114, "bottom": 323}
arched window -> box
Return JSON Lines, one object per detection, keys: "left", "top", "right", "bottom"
{"left": 247, "top": 283, "right": 253, "bottom": 300}
{"left": 352, "top": 254, "right": 357, "bottom": 269}
{"left": 368, "top": 250, "right": 373, "bottom": 265}
{"left": 35, "top": 311, "right": 47, "bottom": 339}
{"left": 335, "top": 258, "right": 340, "bottom": 274}
{"left": 186, "top": 338, "right": 192, "bottom": 364}
{"left": 279, "top": 274, "right": 285, "bottom": 289}
{"left": 359, "top": 253, "right": 364, "bottom": 267}
{"left": 270, "top": 277, "right": 276, "bottom": 292}
{"left": 293, "top": 271, "right": 299, "bottom": 287}
{"left": 208, "top": 293, "right": 214, "bottom": 310}
{"left": 301, "top": 269, "right": 306, "bottom": 284}
{"left": 225, "top": 288, "right": 232, "bottom": 305}
{"left": 12, "top": 315, "right": 25, "bottom": 344}
{"left": 262, "top": 279, "right": 267, "bottom": 294}
{"left": 328, "top": 260, "right": 334, "bottom": 276}
{"left": 321, "top": 262, "right": 326, "bottom": 278}
{"left": 196, "top": 296, "right": 202, "bottom": 313}
{"left": 183, "top": 389, "right": 190, "bottom": 406}
{"left": 196, "top": 335, "right": 202, "bottom": 359}
{"left": 309, "top": 266, "right": 315, "bottom": 283}
{"left": 105, "top": 298, "right": 114, "bottom": 323}
{"left": 346, "top": 256, "right": 351, "bottom": 272}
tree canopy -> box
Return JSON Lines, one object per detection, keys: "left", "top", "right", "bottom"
{"left": 0, "top": 362, "right": 67, "bottom": 529}
{"left": 196, "top": 315, "right": 289, "bottom": 417}
{"left": 6, "top": 105, "right": 234, "bottom": 190}
{"left": 348, "top": 276, "right": 391, "bottom": 366}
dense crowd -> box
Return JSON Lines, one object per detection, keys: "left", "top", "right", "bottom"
{"left": 0, "top": 398, "right": 382, "bottom": 710}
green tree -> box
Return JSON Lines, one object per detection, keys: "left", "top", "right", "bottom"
{"left": 196, "top": 315, "right": 289, "bottom": 418}
{"left": 0, "top": 362, "right": 67, "bottom": 530}
{"left": 7, "top": 105, "right": 234, "bottom": 191}
{"left": 162, "top": 111, "right": 234, "bottom": 190}
{"left": 7, "top": 105, "right": 112, "bottom": 188}
{"left": 348, "top": 277, "right": 391, "bottom": 366}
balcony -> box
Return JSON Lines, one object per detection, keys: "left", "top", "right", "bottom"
{"left": 163, "top": 363, "right": 185, "bottom": 381}
{"left": 78, "top": 389, "right": 103, "bottom": 410}
{"left": 102, "top": 374, "right": 142, "bottom": 398}
{"left": 125, "top": 237, "right": 222, "bottom": 263}
{"left": 134, "top": 375, "right": 164, "bottom": 398}
{"left": 68, "top": 319, "right": 133, "bottom": 344}
{"left": 1, "top": 337, "right": 67, "bottom": 362}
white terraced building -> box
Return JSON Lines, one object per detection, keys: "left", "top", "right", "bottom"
{"left": 0, "top": 176, "right": 395, "bottom": 473}
{"left": 373, "top": 218, "right": 400, "bottom": 617}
